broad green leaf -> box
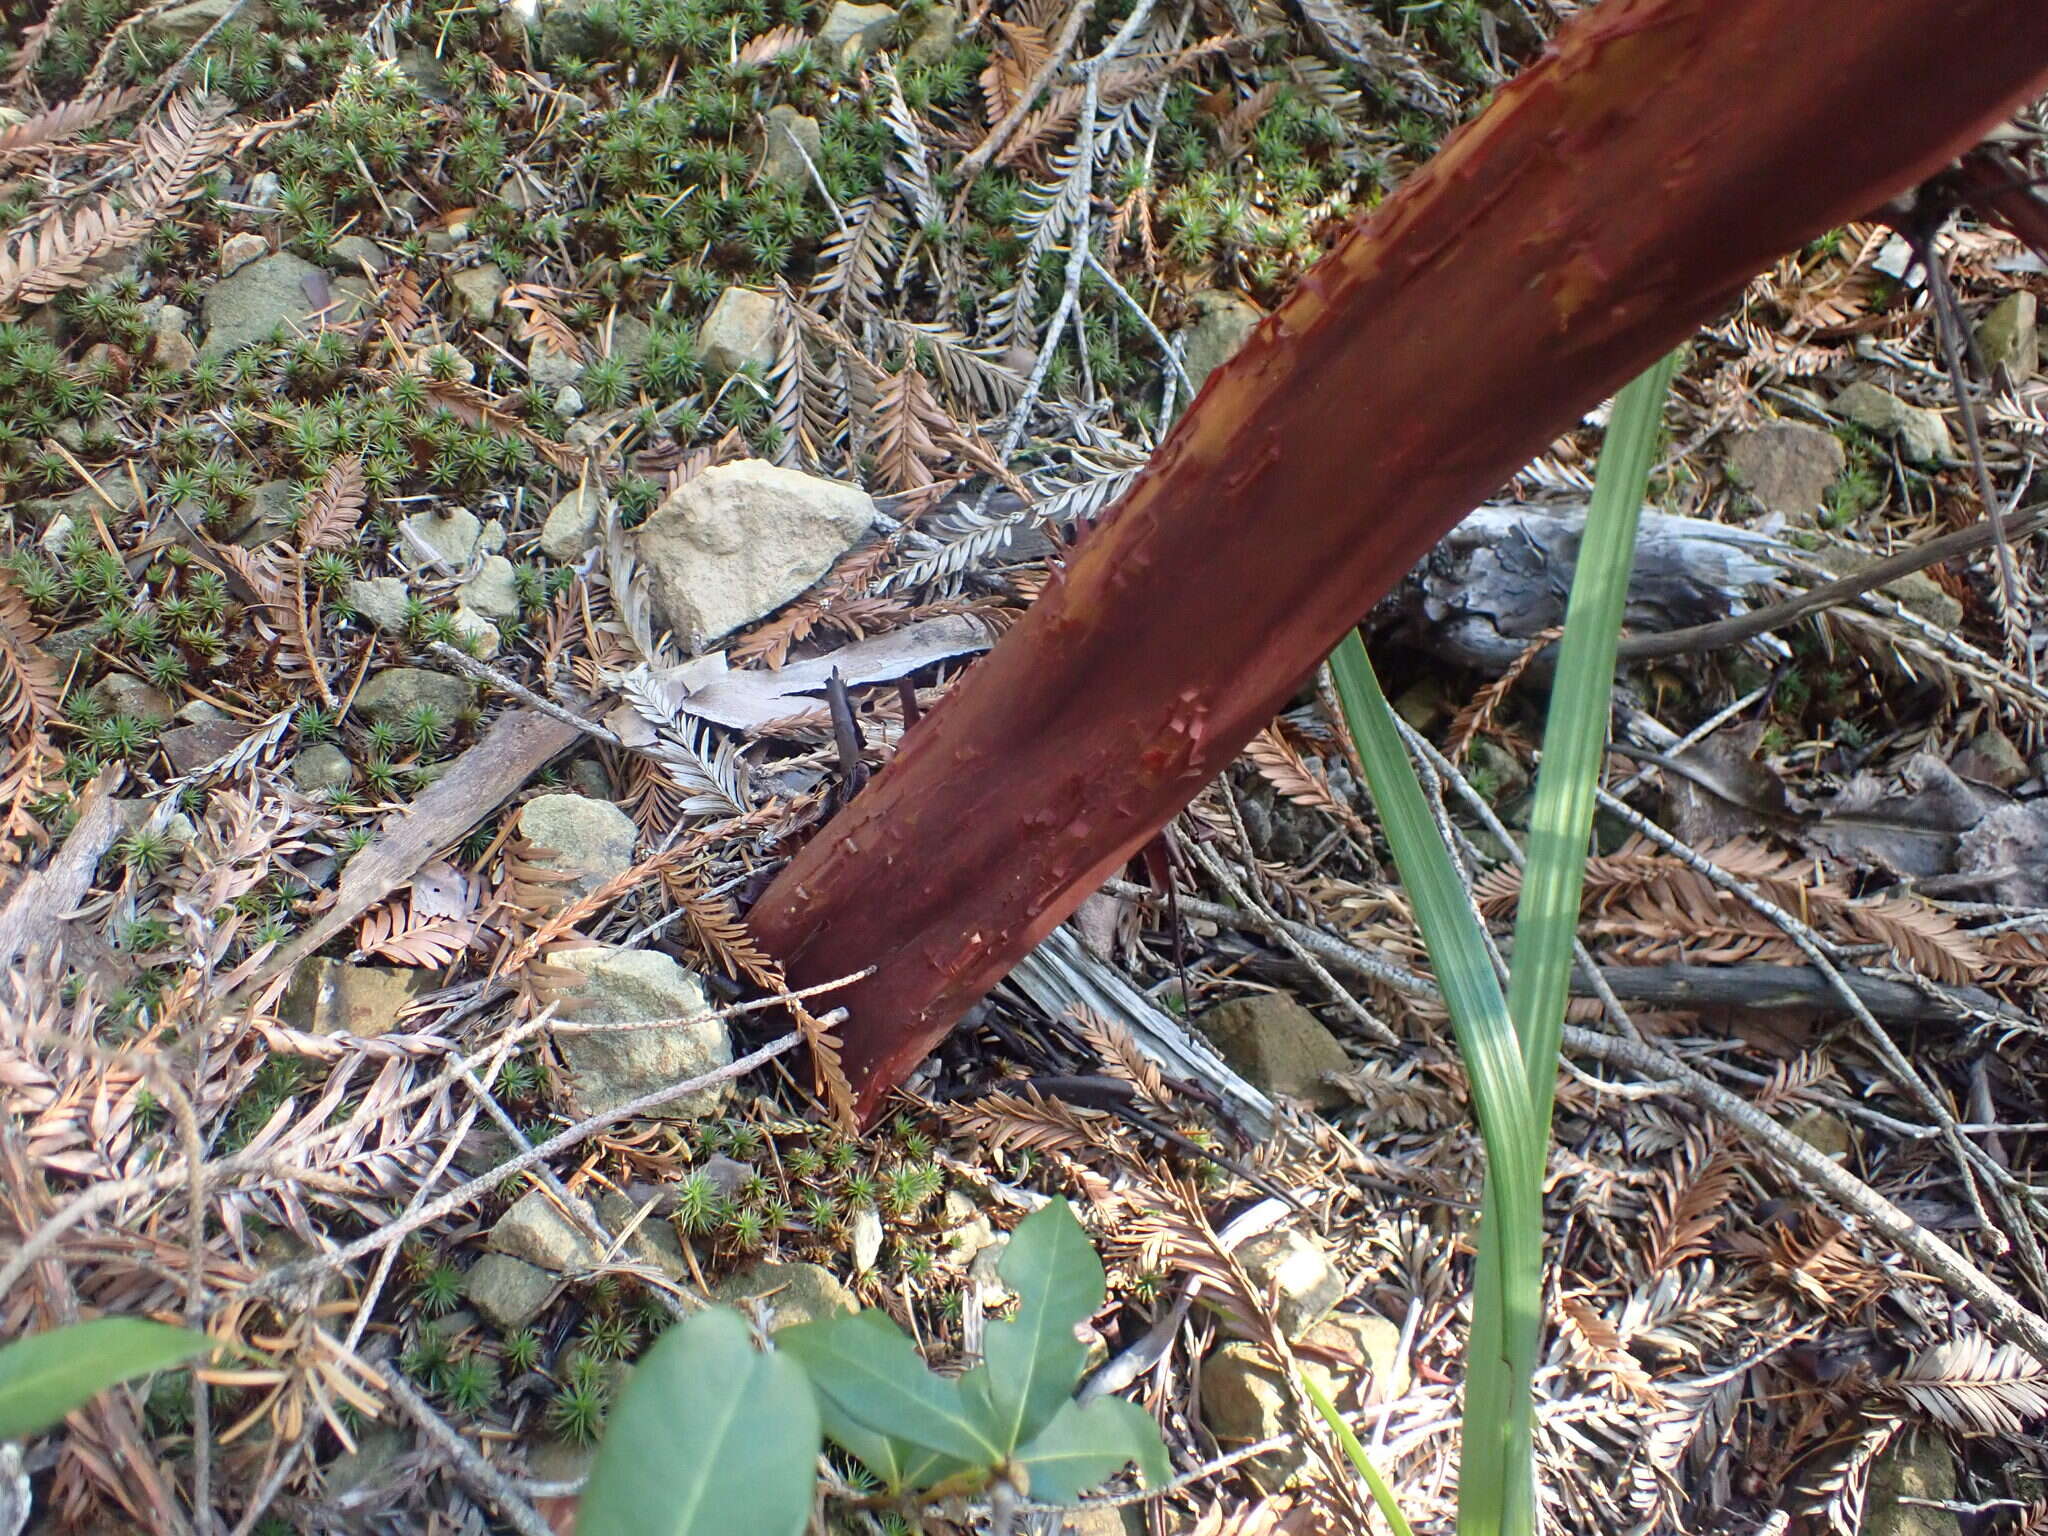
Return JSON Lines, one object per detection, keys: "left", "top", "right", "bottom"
{"left": 808, "top": 1401, "right": 973, "bottom": 1495}
{"left": 1299, "top": 1368, "right": 1415, "bottom": 1536}
{"left": 577, "top": 1307, "right": 819, "bottom": 1536}
{"left": 777, "top": 1310, "right": 1000, "bottom": 1467}
{"left": 0, "top": 1318, "right": 211, "bottom": 1440}
{"left": 969, "top": 1200, "right": 1102, "bottom": 1455}
{"left": 1009, "top": 1395, "right": 1168, "bottom": 1504}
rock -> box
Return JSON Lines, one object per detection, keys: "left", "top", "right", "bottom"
{"left": 142, "top": 0, "right": 270, "bottom": 39}
{"left": 1724, "top": 421, "right": 1846, "bottom": 519}
{"left": 713, "top": 1262, "right": 856, "bottom": 1330}
{"left": 758, "top": 106, "right": 823, "bottom": 189}
{"left": 218, "top": 232, "right": 268, "bottom": 276}
{"left": 636, "top": 459, "right": 876, "bottom": 650}
{"left": 1785, "top": 1108, "right": 1854, "bottom": 1162}
{"left": 1468, "top": 737, "right": 1530, "bottom": 805}
{"left": 397, "top": 507, "right": 490, "bottom": 572}
{"left": 1866, "top": 1434, "right": 1961, "bottom": 1536}
{"left": 604, "top": 313, "right": 654, "bottom": 371}
{"left": 96, "top": 672, "right": 176, "bottom": 725}
{"left": 449, "top": 607, "right": 502, "bottom": 659}
{"left": 697, "top": 286, "right": 779, "bottom": 376}
{"left": 200, "top": 252, "right": 323, "bottom": 357}
{"left": 447, "top": 264, "right": 505, "bottom": 325}
{"left": 244, "top": 172, "right": 280, "bottom": 209}
{"left": 555, "top": 385, "right": 586, "bottom": 418}
{"left": 491, "top": 1187, "right": 606, "bottom": 1272}
{"left": 1178, "top": 289, "right": 1263, "bottom": 394}
{"left": 356, "top": 667, "right": 474, "bottom": 723}
{"left": 464, "top": 1252, "right": 557, "bottom": 1330}
{"left": 1198, "top": 1342, "right": 1326, "bottom": 1489}
{"left": 1834, "top": 381, "right": 1954, "bottom": 464}
{"left": 529, "top": 343, "right": 584, "bottom": 390}
{"left": 1812, "top": 547, "right": 1962, "bottom": 630}
{"left": 540, "top": 486, "right": 605, "bottom": 560}
{"left": 1958, "top": 726, "right": 2030, "bottom": 789}
{"left": 228, "top": 479, "right": 296, "bottom": 546}
{"left": 553, "top": 946, "right": 730, "bottom": 1119}
{"left": 906, "top": 3, "right": 957, "bottom": 62}
{"left": 161, "top": 719, "right": 246, "bottom": 775}
{"left": 459, "top": 555, "right": 522, "bottom": 621}
{"left": 850, "top": 1204, "right": 884, "bottom": 1273}
{"left": 1192, "top": 994, "right": 1351, "bottom": 1110}
{"left": 346, "top": 576, "right": 412, "bottom": 633}
{"left": 516, "top": 793, "right": 637, "bottom": 896}
{"left": 151, "top": 325, "right": 198, "bottom": 372}
{"left": 1301, "top": 1311, "right": 1409, "bottom": 1402}
{"left": 1976, "top": 290, "right": 2038, "bottom": 381}
{"left": 1233, "top": 1227, "right": 1342, "bottom": 1339}
{"left": 36, "top": 514, "right": 72, "bottom": 558}
{"left": 176, "top": 698, "right": 228, "bottom": 725}
{"left": 293, "top": 743, "right": 355, "bottom": 795}
{"left": 594, "top": 1192, "right": 690, "bottom": 1280}
{"left": 565, "top": 758, "right": 613, "bottom": 799}
{"left": 818, "top": 0, "right": 897, "bottom": 59}
{"left": 327, "top": 235, "right": 390, "bottom": 275}
{"left": 324, "top": 1423, "right": 406, "bottom": 1500}
{"left": 536, "top": 0, "right": 623, "bottom": 62}
{"left": 43, "top": 625, "right": 96, "bottom": 670}
{"left": 328, "top": 275, "right": 375, "bottom": 327}
{"left": 282, "top": 958, "right": 428, "bottom": 1038}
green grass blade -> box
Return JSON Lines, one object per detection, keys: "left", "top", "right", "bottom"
{"left": 1299, "top": 1368, "right": 1416, "bottom": 1536}
{"left": 1505, "top": 348, "right": 1683, "bottom": 1119}
{"left": 1327, "top": 631, "right": 1545, "bottom": 1536}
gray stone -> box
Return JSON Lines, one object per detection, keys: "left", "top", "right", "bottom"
{"left": 1958, "top": 726, "right": 2030, "bottom": 789}
{"left": 1866, "top": 1434, "right": 1960, "bottom": 1536}
{"left": 1835, "top": 380, "right": 1954, "bottom": 464}
{"left": 448, "top": 606, "right": 502, "bottom": 659}
{"left": 229, "top": 480, "right": 296, "bottom": 546}
{"left": 282, "top": 958, "right": 428, "bottom": 1038}
{"left": 553, "top": 946, "right": 730, "bottom": 1119}
{"left": 161, "top": 719, "right": 246, "bottom": 775}
{"left": 1178, "top": 289, "right": 1262, "bottom": 394}
{"left": 459, "top": 555, "right": 522, "bottom": 621}
{"left": 906, "top": 3, "right": 957, "bottom": 62}
{"left": 516, "top": 793, "right": 637, "bottom": 896}
{"left": 356, "top": 667, "right": 474, "bottom": 723}
{"left": 37, "top": 513, "right": 73, "bottom": 559}
{"left": 1193, "top": 994, "right": 1351, "bottom": 1110}
{"left": 713, "top": 1262, "right": 856, "bottom": 1330}
{"left": 555, "top": 385, "right": 586, "bottom": 418}
{"left": 200, "top": 252, "right": 323, "bottom": 357}
{"left": 464, "top": 1252, "right": 557, "bottom": 1330}
{"left": 447, "top": 264, "right": 506, "bottom": 325}
{"left": 327, "top": 235, "right": 390, "bottom": 275}
{"left": 1785, "top": 1108, "right": 1854, "bottom": 1162}
{"left": 566, "top": 758, "right": 613, "bottom": 799}
{"left": 327, "top": 275, "right": 375, "bottom": 327}
{"left": 529, "top": 343, "right": 585, "bottom": 390}
{"left": 43, "top": 625, "right": 96, "bottom": 670}
{"left": 176, "top": 698, "right": 229, "bottom": 725}
{"left": 95, "top": 672, "right": 176, "bottom": 726}
{"left": 347, "top": 576, "right": 412, "bottom": 633}
{"left": 536, "top": 0, "right": 624, "bottom": 62}
{"left": 636, "top": 459, "right": 876, "bottom": 650}
{"left": 1977, "top": 290, "right": 2038, "bottom": 381}
{"left": 540, "top": 486, "right": 605, "bottom": 561}
{"left": 1198, "top": 1341, "right": 1325, "bottom": 1489}
{"left": 1725, "top": 421, "right": 1846, "bottom": 519}
{"left": 398, "top": 507, "right": 487, "bottom": 572}
{"left": 1233, "top": 1227, "right": 1342, "bottom": 1339}
{"left": 490, "top": 1188, "right": 607, "bottom": 1272}
{"left": 759, "top": 106, "right": 824, "bottom": 189}
{"left": 244, "top": 171, "right": 280, "bottom": 209}
{"left": 604, "top": 313, "right": 654, "bottom": 371}
{"left": 697, "top": 286, "right": 779, "bottom": 376}
{"left": 324, "top": 1423, "right": 406, "bottom": 1500}
{"left": 594, "top": 1191, "right": 690, "bottom": 1280}
{"left": 142, "top": 0, "right": 270, "bottom": 40}
{"left": 818, "top": 0, "right": 897, "bottom": 59}
{"left": 218, "top": 232, "right": 268, "bottom": 276}
{"left": 293, "top": 743, "right": 356, "bottom": 796}
{"left": 152, "top": 324, "right": 198, "bottom": 372}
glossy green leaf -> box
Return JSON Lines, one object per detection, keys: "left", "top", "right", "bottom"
{"left": 577, "top": 1308, "right": 819, "bottom": 1536}
{"left": 1009, "top": 1394, "right": 1169, "bottom": 1504}
{"left": 776, "top": 1310, "right": 1000, "bottom": 1467}
{"left": 0, "top": 1318, "right": 211, "bottom": 1440}
{"left": 808, "top": 1398, "right": 972, "bottom": 1495}
{"left": 969, "top": 1200, "right": 1101, "bottom": 1455}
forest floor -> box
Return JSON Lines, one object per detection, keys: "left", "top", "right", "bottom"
{"left": 4, "top": 0, "right": 2048, "bottom": 1532}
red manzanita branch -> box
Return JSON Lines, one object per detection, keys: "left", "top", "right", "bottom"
{"left": 752, "top": 0, "right": 2048, "bottom": 1121}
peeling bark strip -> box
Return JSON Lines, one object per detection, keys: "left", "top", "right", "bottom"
{"left": 752, "top": 0, "right": 2048, "bottom": 1121}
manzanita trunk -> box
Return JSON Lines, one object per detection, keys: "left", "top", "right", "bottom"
{"left": 752, "top": 0, "right": 2048, "bottom": 1121}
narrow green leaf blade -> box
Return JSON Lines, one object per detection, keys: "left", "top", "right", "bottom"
{"left": 0, "top": 1318, "right": 211, "bottom": 1440}
{"left": 777, "top": 1310, "right": 1001, "bottom": 1466}
{"left": 1299, "top": 1367, "right": 1416, "bottom": 1536}
{"left": 973, "top": 1200, "right": 1102, "bottom": 1454}
{"left": 1010, "top": 1395, "right": 1168, "bottom": 1504}
{"left": 578, "top": 1308, "right": 819, "bottom": 1536}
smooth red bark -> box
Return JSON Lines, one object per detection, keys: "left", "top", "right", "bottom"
{"left": 752, "top": 0, "right": 2048, "bottom": 1121}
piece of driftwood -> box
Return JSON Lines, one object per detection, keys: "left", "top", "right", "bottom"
{"left": 0, "top": 768, "right": 124, "bottom": 971}
{"left": 1387, "top": 502, "right": 1789, "bottom": 671}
